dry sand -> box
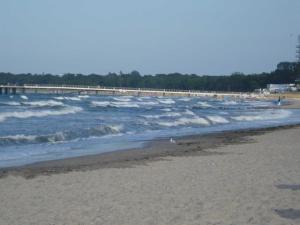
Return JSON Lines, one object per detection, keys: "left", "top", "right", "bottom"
{"left": 0, "top": 126, "right": 300, "bottom": 225}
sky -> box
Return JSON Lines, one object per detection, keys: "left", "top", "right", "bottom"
{"left": 0, "top": 0, "right": 300, "bottom": 75}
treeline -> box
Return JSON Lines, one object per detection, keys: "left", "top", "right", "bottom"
{"left": 0, "top": 69, "right": 299, "bottom": 92}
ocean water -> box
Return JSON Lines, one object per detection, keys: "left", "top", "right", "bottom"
{"left": 0, "top": 93, "right": 300, "bottom": 168}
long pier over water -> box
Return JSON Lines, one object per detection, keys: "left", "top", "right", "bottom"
{"left": 0, "top": 84, "right": 252, "bottom": 98}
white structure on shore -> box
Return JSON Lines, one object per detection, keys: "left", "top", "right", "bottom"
{"left": 267, "top": 84, "right": 297, "bottom": 93}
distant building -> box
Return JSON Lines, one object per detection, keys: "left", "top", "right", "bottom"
{"left": 267, "top": 84, "right": 296, "bottom": 93}
{"left": 276, "top": 62, "right": 298, "bottom": 71}
{"left": 296, "top": 79, "right": 300, "bottom": 90}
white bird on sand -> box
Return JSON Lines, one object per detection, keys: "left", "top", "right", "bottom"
{"left": 170, "top": 138, "right": 176, "bottom": 144}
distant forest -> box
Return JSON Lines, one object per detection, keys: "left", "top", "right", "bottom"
{"left": 1, "top": 67, "right": 299, "bottom": 92}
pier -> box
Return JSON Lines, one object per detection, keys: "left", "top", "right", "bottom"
{"left": 0, "top": 84, "right": 253, "bottom": 98}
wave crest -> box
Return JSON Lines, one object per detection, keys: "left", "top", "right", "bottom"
{"left": 0, "top": 125, "right": 123, "bottom": 146}
{"left": 0, "top": 106, "right": 82, "bottom": 122}
{"left": 91, "top": 101, "right": 139, "bottom": 108}
{"left": 231, "top": 110, "right": 291, "bottom": 121}
{"left": 22, "top": 100, "right": 64, "bottom": 108}
{"left": 206, "top": 116, "right": 229, "bottom": 124}
{"left": 157, "top": 116, "right": 210, "bottom": 127}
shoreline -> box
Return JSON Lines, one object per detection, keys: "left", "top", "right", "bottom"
{"left": 1, "top": 123, "right": 299, "bottom": 179}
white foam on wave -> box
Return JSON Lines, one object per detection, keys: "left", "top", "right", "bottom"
{"left": 113, "top": 96, "right": 132, "bottom": 102}
{"left": 196, "top": 102, "right": 213, "bottom": 108}
{"left": 158, "top": 99, "right": 175, "bottom": 104}
{"left": 1, "top": 101, "right": 21, "bottom": 106}
{"left": 64, "top": 97, "right": 81, "bottom": 101}
{"left": 78, "top": 95, "right": 90, "bottom": 99}
{"left": 112, "top": 101, "right": 139, "bottom": 108}
{"left": 91, "top": 101, "right": 139, "bottom": 108}
{"left": 54, "top": 97, "right": 64, "bottom": 100}
{"left": 137, "top": 96, "right": 151, "bottom": 101}
{"left": 184, "top": 109, "right": 195, "bottom": 116}
{"left": 179, "top": 97, "right": 192, "bottom": 102}
{"left": 219, "top": 111, "right": 229, "bottom": 115}
{"left": 0, "top": 134, "right": 37, "bottom": 143}
{"left": 163, "top": 112, "right": 182, "bottom": 117}
{"left": 142, "top": 114, "right": 162, "bottom": 119}
{"left": 91, "top": 101, "right": 111, "bottom": 107}
{"left": 0, "top": 124, "right": 123, "bottom": 145}
{"left": 222, "top": 100, "right": 238, "bottom": 105}
{"left": 23, "top": 100, "right": 64, "bottom": 107}
{"left": 158, "top": 116, "right": 210, "bottom": 127}
{"left": 108, "top": 124, "right": 124, "bottom": 132}
{"left": 20, "top": 95, "right": 28, "bottom": 100}
{"left": 0, "top": 106, "right": 82, "bottom": 122}
{"left": 54, "top": 96, "right": 81, "bottom": 101}
{"left": 206, "top": 116, "right": 229, "bottom": 124}
{"left": 232, "top": 109, "right": 292, "bottom": 122}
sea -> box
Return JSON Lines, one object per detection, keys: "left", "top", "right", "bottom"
{"left": 1, "top": 93, "right": 300, "bottom": 168}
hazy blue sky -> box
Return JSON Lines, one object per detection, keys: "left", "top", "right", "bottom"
{"left": 1, "top": 0, "right": 300, "bottom": 75}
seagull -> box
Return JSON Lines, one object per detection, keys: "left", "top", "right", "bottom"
{"left": 170, "top": 138, "right": 176, "bottom": 144}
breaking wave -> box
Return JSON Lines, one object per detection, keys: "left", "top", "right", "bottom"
{"left": 194, "top": 102, "right": 213, "bottom": 108}
{"left": 231, "top": 109, "right": 292, "bottom": 122}
{"left": 78, "top": 95, "right": 90, "bottom": 99}
{"left": 113, "top": 96, "right": 132, "bottom": 102}
{"left": 157, "top": 116, "right": 210, "bottom": 127}
{"left": 184, "top": 109, "right": 195, "bottom": 116}
{"left": 222, "top": 100, "right": 238, "bottom": 105}
{"left": 91, "top": 101, "right": 110, "bottom": 107}
{"left": 158, "top": 99, "right": 175, "bottom": 104}
{"left": 178, "top": 97, "right": 192, "bottom": 102}
{"left": 54, "top": 96, "right": 81, "bottom": 101}
{"left": 111, "top": 101, "right": 140, "bottom": 108}
{"left": 206, "top": 115, "right": 229, "bottom": 124}
{"left": 22, "top": 100, "right": 64, "bottom": 108}
{"left": 142, "top": 109, "right": 196, "bottom": 120}
{"left": 0, "top": 106, "right": 82, "bottom": 122}
{"left": 0, "top": 125, "right": 123, "bottom": 146}
{"left": 91, "top": 101, "right": 140, "bottom": 108}
{"left": 20, "top": 95, "right": 28, "bottom": 100}
{"left": 0, "top": 101, "right": 21, "bottom": 106}
{"left": 163, "top": 112, "right": 182, "bottom": 117}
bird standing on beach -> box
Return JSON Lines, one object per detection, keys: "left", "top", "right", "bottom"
{"left": 170, "top": 138, "right": 176, "bottom": 144}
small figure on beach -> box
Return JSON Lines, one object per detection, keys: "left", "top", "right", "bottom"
{"left": 277, "top": 96, "right": 281, "bottom": 106}
{"left": 170, "top": 138, "right": 176, "bottom": 144}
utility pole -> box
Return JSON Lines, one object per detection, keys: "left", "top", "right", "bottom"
{"left": 297, "top": 35, "right": 300, "bottom": 76}
{"left": 297, "top": 35, "right": 300, "bottom": 63}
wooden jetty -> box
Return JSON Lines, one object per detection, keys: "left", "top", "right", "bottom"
{"left": 0, "top": 84, "right": 253, "bottom": 98}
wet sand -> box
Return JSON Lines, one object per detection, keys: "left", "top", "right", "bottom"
{"left": 0, "top": 124, "right": 300, "bottom": 225}
{"left": 282, "top": 99, "right": 300, "bottom": 109}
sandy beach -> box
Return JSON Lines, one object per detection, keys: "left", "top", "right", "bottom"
{"left": 0, "top": 124, "right": 299, "bottom": 225}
